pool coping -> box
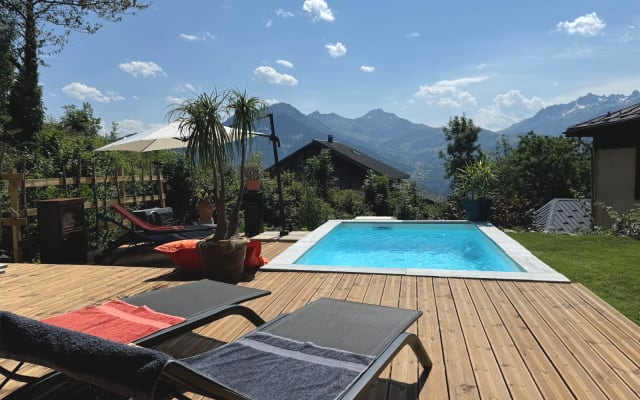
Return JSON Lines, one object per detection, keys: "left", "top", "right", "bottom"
{"left": 263, "top": 220, "right": 570, "bottom": 282}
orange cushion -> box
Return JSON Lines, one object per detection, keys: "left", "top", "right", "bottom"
{"left": 154, "top": 239, "right": 202, "bottom": 272}
{"left": 244, "top": 240, "right": 269, "bottom": 270}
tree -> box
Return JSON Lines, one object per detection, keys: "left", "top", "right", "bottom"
{"left": 226, "top": 89, "right": 267, "bottom": 238}
{"left": 439, "top": 115, "right": 483, "bottom": 188}
{"left": 493, "top": 132, "right": 590, "bottom": 208}
{"left": 168, "top": 90, "right": 231, "bottom": 241}
{"left": 2, "top": 0, "right": 149, "bottom": 143}
{"left": 60, "top": 103, "right": 101, "bottom": 138}
{"left": 302, "top": 149, "right": 337, "bottom": 200}
{"left": 0, "top": 15, "right": 16, "bottom": 131}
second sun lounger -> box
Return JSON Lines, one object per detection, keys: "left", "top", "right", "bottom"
{"left": 1, "top": 298, "right": 432, "bottom": 399}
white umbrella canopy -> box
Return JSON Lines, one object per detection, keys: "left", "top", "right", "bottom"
{"left": 94, "top": 121, "right": 247, "bottom": 153}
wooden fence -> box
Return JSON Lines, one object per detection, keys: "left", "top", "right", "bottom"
{"left": 0, "top": 166, "right": 165, "bottom": 262}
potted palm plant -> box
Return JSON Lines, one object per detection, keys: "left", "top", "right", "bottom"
{"left": 456, "top": 158, "right": 496, "bottom": 221}
{"left": 167, "top": 89, "right": 266, "bottom": 283}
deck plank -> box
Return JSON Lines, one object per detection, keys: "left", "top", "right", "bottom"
{"left": 1, "top": 244, "right": 639, "bottom": 400}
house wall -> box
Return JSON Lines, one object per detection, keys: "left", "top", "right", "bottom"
{"left": 593, "top": 147, "right": 637, "bottom": 227}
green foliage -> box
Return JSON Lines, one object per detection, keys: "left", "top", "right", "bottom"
{"left": 302, "top": 149, "right": 336, "bottom": 199}
{"left": 391, "top": 180, "right": 428, "bottom": 220}
{"left": 492, "top": 132, "right": 590, "bottom": 209}
{"left": 439, "top": 115, "right": 483, "bottom": 185}
{"left": 601, "top": 204, "right": 640, "bottom": 240}
{"left": 297, "top": 186, "right": 332, "bottom": 230}
{"left": 509, "top": 232, "right": 640, "bottom": 325}
{"left": 2, "top": 0, "right": 149, "bottom": 146}
{"left": 455, "top": 158, "right": 496, "bottom": 200}
{"left": 363, "top": 171, "right": 391, "bottom": 215}
{"left": 329, "top": 189, "right": 370, "bottom": 219}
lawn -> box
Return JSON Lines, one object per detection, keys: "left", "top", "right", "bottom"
{"left": 508, "top": 232, "right": 640, "bottom": 326}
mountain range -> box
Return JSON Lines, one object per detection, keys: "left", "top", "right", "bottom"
{"left": 251, "top": 91, "right": 640, "bottom": 195}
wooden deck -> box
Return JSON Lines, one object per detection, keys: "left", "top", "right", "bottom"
{"left": 1, "top": 241, "right": 639, "bottom": 399}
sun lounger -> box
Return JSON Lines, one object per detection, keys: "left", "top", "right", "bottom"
{"left": 0, "top": 298, "right": 431, "bottom": 400}
{"left": 0, "top": 279, "right": 270, "bottom": 397}
{"left": 97, "top": 204, "right": 216, "bottom": 264}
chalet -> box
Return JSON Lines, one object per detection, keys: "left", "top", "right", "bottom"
{"left": 564, "top": 102, "right": 640, "bottom": 227}
{"left": 272, "top": 135, "right": 409, "bottom": 190}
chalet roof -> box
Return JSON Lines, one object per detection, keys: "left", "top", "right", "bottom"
{"left": 564, "top": 102, "right": 640, "bottom": 137}
{"left": 534, "top": 198, "right": 592, "bottom": 234}
{"left": 277, "top": 136, "right": 409, "bottom": 180}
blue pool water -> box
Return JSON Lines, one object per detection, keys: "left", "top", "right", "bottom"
{"left": 295, "top": 222, "right": 522, "bottom": 272}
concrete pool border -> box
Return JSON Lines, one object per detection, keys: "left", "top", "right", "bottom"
{"left": 263, "top": 220, "right": 570, "bottom": 282}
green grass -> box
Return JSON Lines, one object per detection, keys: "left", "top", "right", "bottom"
{"left": 508, "top": 232, "right": 640, "bottom": 326}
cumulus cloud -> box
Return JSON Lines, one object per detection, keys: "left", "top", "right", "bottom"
{"left": 276, "top": 9, "right": 294, "bottom": 18}
{"left": 254, "top": 66, "right": 299, "bottom": 86}
{"left": 115, "top": 119, "right": 145, "bottom": 135}
{"left": 118, "top": 61, "right": 166, "bottom": 78}
{"left": 302, "top": 0, "right": 334, "bottom": 22}
{"left": 62, "top": 82, "right": 124, "bottom": 103}
{"left": 276, "top": 59, "right": 294, "bottom": 68}
{"left": 556, "top": 12, "right": 605, "bottom": 36}
{"left": 360, "top": 65, "right": 375, "bottom": 73}
{"left": 414, "top": 76, "right": 487, "bottom": 108}
{"left": 325, "top": 42, "right": 347, "bottom": 58}
{"left": 405, "top": 32, "right": 420, "bottom": 39}
{"left": 475, "top": 90, "right": 545, "bottom": 131}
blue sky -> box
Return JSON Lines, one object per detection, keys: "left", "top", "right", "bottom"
{"left": 40, "top": 0, "right": 640, "bottom": 135}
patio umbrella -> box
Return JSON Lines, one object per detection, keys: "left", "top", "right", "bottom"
{"left": 94, "top": 121, "right": 251, "bottom": 153}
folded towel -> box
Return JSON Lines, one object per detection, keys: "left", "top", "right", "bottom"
{"left": 0, "top": 311, "right": 170, "bottom": 400}
{"left": 180, "top": 331, "right": 375, "bottom": 400}
{"left": 42, "top": 299, "right": 186, "bottom": 343}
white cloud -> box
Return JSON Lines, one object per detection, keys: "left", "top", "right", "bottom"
{"left": 406, "top": 32, "right": 420, "bottom": 39}
{"left": 556, "top": 12, "right": 605, "bottom": 36}
{"left": 265, "top": 19, "right": 273, "bottom": 28}
{"left": 62, "top": 82, "right": 124, "bottom": 103}
{"left": 360, "top": 65, "right": 375, "bottom": 73}
{"left": 302, "top": 0, "right": 335, "bottom": 22}
{"left": 165, "top": 96, "right": 185, "bottom": 105}
{"left": 176, "top": 83, "right": 197, "bottom": 93}
{"left": 264, "top": 98, "right": 279, "bottom": 106}
{"left": 276, "top": 59, "right": 294, "bottom": 68}
{"left": 254, "top": 66, "right": 299, "bottom": 86}
{"left": 118, "top": 61, "right": 166, "bottom": 78}
{"left": 179, "top": 32, "right": 215, "bottom": 41}
{"left": 414, "top": 76, "right": 487, "bottom": 108}
{"left": 276, "top": 9, "right": 294, "bottom": 18}
{"left": 325, "top": 42, "right": 347, "bottom": 58}
{"left": 475, "top": 90, "right": 545, "bottom": 131}
{"left": 115, "top": 119, "right": 145, "bottom": 135}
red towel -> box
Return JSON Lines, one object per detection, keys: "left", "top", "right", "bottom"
{"left": 42, "top": 299, "right": 186, "bottom": 343}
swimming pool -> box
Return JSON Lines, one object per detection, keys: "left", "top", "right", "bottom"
{"left": 264, "top": 220, "right": 570, "bottom": 282}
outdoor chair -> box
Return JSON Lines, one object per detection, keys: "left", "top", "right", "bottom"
{"left": 97, "top": 204, "right": 216, "bottom": 264}
{"left": 0, "top": 298, "right": 432, "bottom": 400}
{"left": 0, "top": 279, "right": 270, "bottom": 397}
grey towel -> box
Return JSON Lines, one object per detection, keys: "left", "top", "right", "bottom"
{"left": 0, "top": 311, "right": 171, "bottom": 400}
{"left": 180, "top": 331, "right": 375, "bottom": 400}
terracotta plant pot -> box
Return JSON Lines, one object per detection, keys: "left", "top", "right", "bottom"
{"left": 197, "top": 203, "right": 215, "bottom": 224}
{"left": 245, "top": 179, "right": 260, "bottom": 192}
{"left": 197, "top": 238, "right": 247, "bottom": 284}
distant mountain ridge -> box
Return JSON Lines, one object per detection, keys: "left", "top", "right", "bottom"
{"left": 498, "top": 90, "right": 640, "bottom": 136}
{"left": 252, "top": 91, "right": 639, "bottom": 195}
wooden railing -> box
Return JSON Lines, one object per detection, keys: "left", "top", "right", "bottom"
{"left": 0, "top": 167, "right": 165, "bottom": 262}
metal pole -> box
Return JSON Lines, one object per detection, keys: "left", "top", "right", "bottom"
{"left": 267, "top": 114, "right": 288, "bottom": 236}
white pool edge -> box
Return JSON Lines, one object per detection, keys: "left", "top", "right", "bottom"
{"left": 264, "top": 220, "right": 570, "bottom": 282}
